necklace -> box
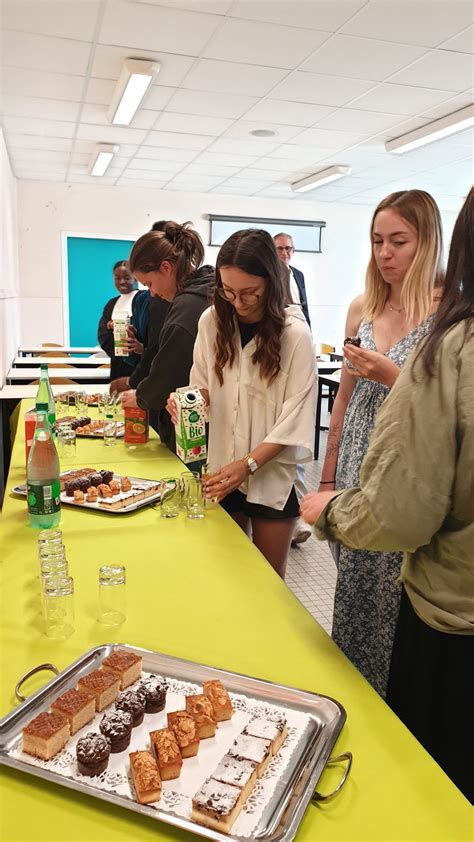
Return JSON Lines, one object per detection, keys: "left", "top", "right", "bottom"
{"left": 388, "top": 300, "right": 404, "bottom": 313}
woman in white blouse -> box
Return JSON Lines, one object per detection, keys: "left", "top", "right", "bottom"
{"left": 170, "top": 229, "right": 316, "bottom": 578}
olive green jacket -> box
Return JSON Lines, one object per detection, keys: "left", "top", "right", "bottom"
{"left": 316, "top": 320, "right": 474, "bottom": 634}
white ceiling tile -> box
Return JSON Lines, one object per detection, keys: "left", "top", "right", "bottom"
{"left": 243, "top": 99, "right": 334, "bottom": 127}
{"left": 142, "top": 86, "right": 175, "bottom": 111}
{"left": 442, "top": 126, "right": 474, "bottom": 146}
{"left": 119, "top": 169, "right": 176, "bottom": 181}
{"left": 379, "top": 116, "right": 434, "bottom": 138}
{"left": 5, "top": 134, "right": 74, "bottom": 153}
{"left": 70, "top": 152, "right": 94, "bottom": 165}
{"left": 351, "top": 83, "right": 454, "bottom": 115}
{"left": 315, "top": 108, "right": 407, "bottom": 133}
{"left": 80, "top": 103, "right": 157, "bottom": 129}
{"left": 271, "top": 72, "right": 375, "bottom": 106}
{"left": 216, "top": 177, "right": 271, "bottom": 190}
{"left": 1, "top": 94, "right": 80, "bottom": 122}
{"left": 99, "top": 0, "right": 221, "bottom": 55}
{"left": 228, "top": 0, "right": 366, "bottom": 32}
{"left": 301, "top": 35, "right": 427, "bottom": 81}
{"left": 13, "top": 159, "right": 68, "bottom": 173}
{"left": 389, "top": 140, "right": 473, "bottom": 169}
{"left": 84, "top": 78, "right": 116, "bottom": 105}
{"left": 91, "top": 45, "right": 195, "bottom": 86}
{"left": 10, "top": 148, "right": 71, "bottom": 164}
{"left": 2, "top": 31, "right": 91, "bottom": 75}
{"left": 15, "top": 171, "right": 66, "bottom": 182}
{"left": 268, "top": 143, "right": 339, "bottom": 162}
{"left": 76, "top": 124, "right": 148, "bottom": 143}
{"left": 134, "top": 0, "right": 233, "bottom": 12}
{"left": 136, "top": 146, "right": 197, "bottom": 162}
{"left": 291, "top": 127, "right": 368, "bottom": 149}
{"left": 67, "top": 174, "right": 118, "bottom": 185}
{"left": 203, "top": 18, "right": 329, "bottom": 70}
{"left": 3, "top": 115, "right": 76, "bottom": 138}
{"left": 439, "top": 24, "right": 474, "bottom": 54}
{"left": 115, "top": 177, "right": 167, "bottom": 189}
{"left": 222, "top": 120, "right": 303, "bottom": 143}
{"left": 2, "top": 0, "right": 101, "bottom": 41}
{"left": 208, "top": 137, "right": 279, "bottom": 156}
{"left": 182, "top": 59, "right": 287, "bottom": 96}
{"left": 180, "top": 162, "right": 241, "bottom": 177}
{"left": 236, "top": 168, "right": 279, "bottom": 182}
{"left": 196, "top": 151, "right": 258, "bottom": 167}
{"left": 390, "top": 50, "right": 474, "bottom": 93}
{"left": 171, "top": 173, "right": 225, "bottom": 186}
{"left": 341, "top": 0, "right": 474, "bottom": 48}
{"left": 211, "top": 185, "right": 262, "bottom": 195}
{"left": 166, "top": 182, "right": 213, "bottom": 192}
{"left": 146, "top": 130, "right": 213, "bottom": 150}
{"left": 127, "top": 158, "right": 183, "bottom": 173}
{"left": 241, "top": 156, "right": 305, "bottom": 172}
{"left": 153, "top": 112, "right": 233, "bottom": 136}
{"left": 1, "top": 67, "right": 85, "bottom": 101}
{"left": 165, "top": 89, "right": 258, "bottom": 120}
{"left": 421, "top": 93, "right": 474, "bottom": 120}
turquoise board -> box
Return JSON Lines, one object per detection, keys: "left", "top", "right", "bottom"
{"left": 67, "top": 236, "right": 134, "bottom": 346}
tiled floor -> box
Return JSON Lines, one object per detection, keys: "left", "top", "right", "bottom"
{"left": 286, "top": 418, "right": 337, "bottom": 635}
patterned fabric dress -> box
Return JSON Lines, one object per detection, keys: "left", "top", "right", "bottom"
{"left": 333, "top": 316, "right": 435, "bottom": 697}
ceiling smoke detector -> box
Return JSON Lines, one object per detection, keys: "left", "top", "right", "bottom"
{"left": 250, "top": 129, "right": 277, "bottom": 137}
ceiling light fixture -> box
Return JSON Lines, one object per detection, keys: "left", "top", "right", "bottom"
{"left": 108, "top": 58, "right": 160, "bottom": 126}
{"left": 90, "top": 143, "right": 119, "bottom": 177}
{"left": 385, "top": 104, "right": 474, "bottom": 154}
{"left": 291, "top": 165, "right": 352, "bottom": 193}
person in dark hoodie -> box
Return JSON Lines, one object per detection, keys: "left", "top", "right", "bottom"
{"left": 121, "top": 221, "right": 215, "bottom": 453}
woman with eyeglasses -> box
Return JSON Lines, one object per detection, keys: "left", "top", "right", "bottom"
{"left": 168, "top": 228, "right": 316, "bottom": 579}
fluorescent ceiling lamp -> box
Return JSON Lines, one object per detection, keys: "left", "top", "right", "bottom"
{"left": 385, "top": 104, "right": 474, "bottom": 154}
{"left": 291, "top": 165, "right": 352, "bottom": 193}
{"left": 90, "top": 144, "right": 119, "bottom": 177}
{"left": 108, "top": 58, "right": 160, "bottom": 126}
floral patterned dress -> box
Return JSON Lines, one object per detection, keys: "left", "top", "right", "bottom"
{"left": 333, "top": 316, "right": 435, "bottom": 697}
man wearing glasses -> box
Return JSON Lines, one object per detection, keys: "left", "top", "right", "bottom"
{"left": 273, "top": 233, "right": 311, "bottom": 327}
{"left": 274, "top": 232, "right": 313, "bottom": 546}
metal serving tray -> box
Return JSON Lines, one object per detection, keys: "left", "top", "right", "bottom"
{"left": 74, "top": 422, "right": 125, "bottom": 438}
{"left": 12, "top": 475, "right": 163, "bottom": 515}
{"left": 0, "top": 644, "right": 351, "bottom": 842}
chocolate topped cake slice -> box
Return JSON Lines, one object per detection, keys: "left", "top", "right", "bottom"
{"left": 343, "top": 336, "right": 361, "bottom": 347}
{"left": 211, "top": 754, "right": 258, "bottom": 803}
{"left": 242, "top": 714, "right": 288, "bottom": 755}
{"left": 192, "top": 777, "right": 243, "bottom": 834}
{"left": 228, "top": 733, "right": 272, "bottom": 778}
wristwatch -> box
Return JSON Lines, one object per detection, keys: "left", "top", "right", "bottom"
{"left": 243, "top": 454, "right": 258, "bottom": 475}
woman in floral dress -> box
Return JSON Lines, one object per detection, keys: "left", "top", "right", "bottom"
{"left": 318, "top": 190, "right": 444, "bottom": 697}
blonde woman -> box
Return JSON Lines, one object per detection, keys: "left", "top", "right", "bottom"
{"left": 319, "top": 190, "right": 443, "bottom": 697}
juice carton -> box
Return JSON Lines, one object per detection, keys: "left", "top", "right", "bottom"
{"left": 113, "top": 315, "right": 130, "bottom": 357}
{"left": 25, "top": 409, "right": 37, "bottom": 466}
{"left": 124, "top": 406, "right": 149, "bottom": 444}
{"left": 174, "top": 387, "right": 207, "bottom": 464}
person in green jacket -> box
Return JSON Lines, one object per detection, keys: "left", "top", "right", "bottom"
{"left": 301, "top": 187, "right": 473, "bottom": 804}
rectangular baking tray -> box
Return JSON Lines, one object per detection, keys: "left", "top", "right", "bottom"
{"left": 0, "top": 644, "right": 347, "bottom": 842}
{"left": 74, "top": 422, "right": 125, "bottom": 438}
{"left": 11, "top": 475, "right": 163, "bottom": 515}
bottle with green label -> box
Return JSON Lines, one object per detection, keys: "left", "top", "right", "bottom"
{"left": 35, "top": 364, "right": 56, "bottom": 431}
{"left": 27, "top": 408, "right": 61, "bottom": 529}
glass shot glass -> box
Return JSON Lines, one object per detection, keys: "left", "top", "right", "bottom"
{"left": 179, "top": 471, "right": 199, "bottom": 509}
{"left": 57, "top": 422, "right": 77, "bottom": 462}
{"left": 186, "top": 475, "right": 205, "bottom": 519}
{"left": 43, "top": 575, "right": 74, "bottom": 639}
{"left": 38, "top": 543, "right": 66, "bottom": 562}
{"left": 39, "top": 558, "right": 69, "bottom": 613}
{"left": 98, "top": 565, "right": 126, "bottom": 625}
{"left": 103, "top": 415, "right": 117, "bottom": 446}
{"left": 97, "top": 393, "right": 108, "bottom": 416}
{"left": 160, "top": 478, "right": 180, "bottom": 518}
{"left": 55, "top": 395, "right": 69, "bottom": 420}
{"left": 200, "top": 463, "right": 220, "bottom": 506}
{"left": 38, "top": 528, "right": 63, "bottom": 547}
{"left": 75, "top": 391, "right": 88, "bottom": 416}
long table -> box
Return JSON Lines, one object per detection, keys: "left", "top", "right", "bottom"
{"left": 18, "top": 346, "right": 101, "bottom": 356}
{"left": 12, "top": 357, "right": 110, "bottom": 368}
{"left": 0, "top": 402, "right": 470, "bottom": 842}
{"left": 7, "top": 368, "right": 110, "bottom": 384}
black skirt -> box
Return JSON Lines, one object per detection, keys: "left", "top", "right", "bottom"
{"left": 220, "top": 486, "right": 299, "bottom": 520}
{"left": 387, "top": 587, "right": 474, "bottom": 804}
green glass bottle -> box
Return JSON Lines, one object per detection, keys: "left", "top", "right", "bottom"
{"left": 27, "top": 409, "right": 61, "bottom": 529}
{"left": 35, "top": 364, "right": 56, "bottom": 430}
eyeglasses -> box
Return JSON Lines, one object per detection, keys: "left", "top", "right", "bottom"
{"left": 276, "top": 246, "right": 294, "bottom": 254}
{"left": 216, "top": 288, "right": 261, "bottom": 306}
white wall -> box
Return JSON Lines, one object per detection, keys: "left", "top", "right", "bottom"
{"left": 0, "top": 129, "right": 20, "bottom": 383}
{"left": 17, "top": 181, "right": 375, "bottom": 349}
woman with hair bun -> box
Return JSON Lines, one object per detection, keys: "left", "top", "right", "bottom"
{"left": 318, "top": 189, "right": 444, "bottom": 698}
{"left": 168, "top": 228, "right": 316, "bottom": 579}
{"left": 121, "top": 221, "right": 215, "bottom": 452}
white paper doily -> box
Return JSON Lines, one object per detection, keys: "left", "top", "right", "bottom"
{"left": 11, "top": 672, "right": 311, "bottom": 837}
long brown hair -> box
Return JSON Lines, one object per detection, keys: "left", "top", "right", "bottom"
{"left": 129, "top": 221, "right": 204, "bottom": 290}
{"left": 214, "top": 229, "right": 286, "bottom": 385}
{"left": 364, "top": 190, "right": 444, "bottom": 323}
{"left": 414, "top": 187, "right": 474, "bottom": 378}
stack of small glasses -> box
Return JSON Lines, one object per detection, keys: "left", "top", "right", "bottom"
{"left": 38, "top": 528, "right": 74, "bottom": 639}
